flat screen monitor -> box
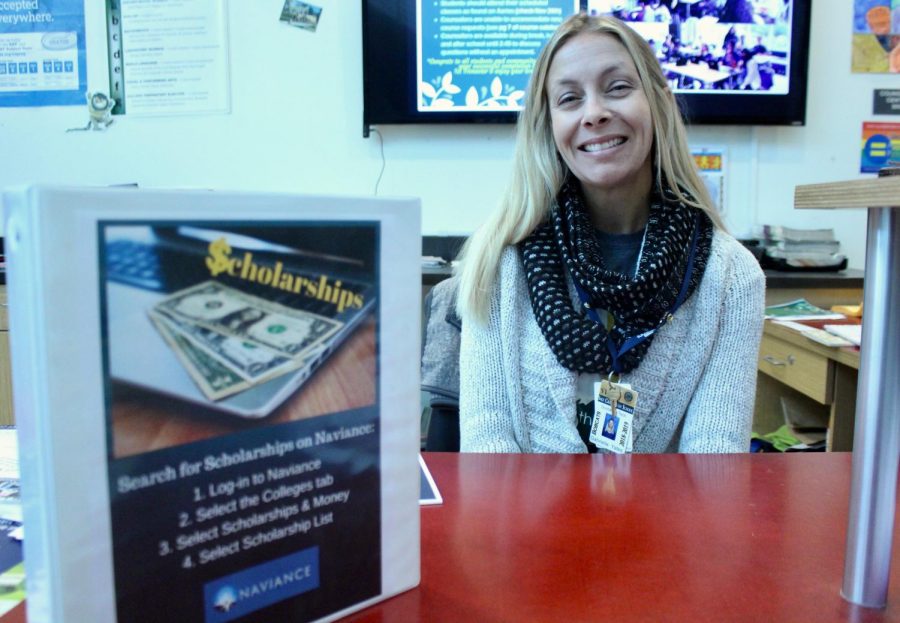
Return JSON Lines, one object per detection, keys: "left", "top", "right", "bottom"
{"left": 361, "top": 0, "right": 811, "bottom": 136}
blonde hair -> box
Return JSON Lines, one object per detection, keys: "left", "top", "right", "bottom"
{"left": 455, "top": 13, "right": 724, "bottom": 324}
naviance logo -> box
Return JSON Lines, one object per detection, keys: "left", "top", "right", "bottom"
{"left": 213, "top": 586, "right": 238, "bottom": 612}
{"left": 204, "top": 547, "right": 320, "bottom": 622}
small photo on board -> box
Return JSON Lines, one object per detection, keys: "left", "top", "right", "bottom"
{"left": 280, "top": 0, "right": 322, "bottom": 32}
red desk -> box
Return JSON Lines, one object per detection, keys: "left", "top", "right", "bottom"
{"left": 6, "top": 453, "right": 900, "bottom": 622}
{"left": 345, "top": 452, "right": 900, "bottom": 623}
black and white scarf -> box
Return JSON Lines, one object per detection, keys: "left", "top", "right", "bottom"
{"left": 519, "top": 181, "right": 714, "bottom": 375}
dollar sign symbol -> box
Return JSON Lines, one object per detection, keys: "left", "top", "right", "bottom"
{"left": 206, "top": 238, "right": 233, "bottom": 276}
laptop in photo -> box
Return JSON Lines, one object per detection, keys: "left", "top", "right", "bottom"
{"left": 104, "top": 222, "right": 377, "bottom": 418}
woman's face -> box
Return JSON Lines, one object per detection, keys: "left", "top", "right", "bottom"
{"left": 546, "top": 32, "right": 653, "bottom": 207}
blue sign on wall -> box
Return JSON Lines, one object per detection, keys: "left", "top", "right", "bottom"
{"left": 0, "top": 0, "right": 87, "bottom": 107}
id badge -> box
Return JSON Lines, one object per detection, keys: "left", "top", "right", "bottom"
{"left": 589, "top": 380, "right": 638, "bottom": 454}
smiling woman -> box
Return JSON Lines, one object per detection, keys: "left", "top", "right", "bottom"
{"left": 452, "top": 13, "right": 765, "bottom": 455}
{"left": 546, "top": 32, "right": 654, "bottom": 233}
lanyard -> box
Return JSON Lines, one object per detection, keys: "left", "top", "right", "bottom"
{"left": 573, "top": 214, "right": 702, "bottom": 375}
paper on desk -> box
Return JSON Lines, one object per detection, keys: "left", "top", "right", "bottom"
{"left": 824, "top": 324, "right": 862, "bottom": 346}
{"left": 773, "top": 320, "right": 815, "bottom": 332}
{"left": 773, "top": 320, "right": 856, "bottom": 348}
{"left": 419, "top": 454, "right": 442, "bottom": 506}
{"left": 804, "top": 330, "right": 855, "bottom": 348}
{"left": 0, "top": 430, "right": 18, "bottom": 480}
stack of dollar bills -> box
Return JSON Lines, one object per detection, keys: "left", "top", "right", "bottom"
{"left": 149, "top": 281, "right": 342, "bottom": 400}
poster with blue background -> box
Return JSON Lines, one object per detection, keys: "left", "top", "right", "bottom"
{"left": 0, "top": 0, "right": 86, "bottom": 106}
{"left": 417, "top": 0, "right": 579, "bottom": 112}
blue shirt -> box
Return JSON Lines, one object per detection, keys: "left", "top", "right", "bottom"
{"left": 594, "top": 227, "right": 645, "bottom": 278}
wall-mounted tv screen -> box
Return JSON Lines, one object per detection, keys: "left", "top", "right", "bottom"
{"left": 362, "top": 0, "right": 811, "bottom": 136}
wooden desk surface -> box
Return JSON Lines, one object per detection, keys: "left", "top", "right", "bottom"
{"left": 346, "top": 453, "right": 899, "bottom": 623}
{"left": 7, "top": 453, "right": 899, "bottom": 622}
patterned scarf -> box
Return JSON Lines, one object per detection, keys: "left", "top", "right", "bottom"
{"left": 519, "top": 181, "right": 714, "bottom": 375}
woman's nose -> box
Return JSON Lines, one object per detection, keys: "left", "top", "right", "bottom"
{"left": 582, "top": 96, "right": 610, "bottom": 126}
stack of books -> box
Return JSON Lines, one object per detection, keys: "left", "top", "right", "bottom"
{"left": 758, "top": 225, "right": 847, "bottom": 270}
{"left": 764, "top": 298, "right": 845, "bottom": 321}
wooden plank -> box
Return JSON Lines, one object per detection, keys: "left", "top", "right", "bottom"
{"left": 0, "top": 332, "right": 12, "bottom": 426}
{"left": 764, "top": 286, "right": 863, "bottom": 309}
{"left": 794, "top": 175, "right": 900, "bottom": 210}
{"left": 0, "top": 285, "right": 6, "bottom": 332}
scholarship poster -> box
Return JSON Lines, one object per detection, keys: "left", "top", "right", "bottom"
{"left": 416, "top": 0, "right": 579, "bottom": 112}
{"left": 100, "top": 222, "right": 382, "bottom": 622}
{"left": 860, "top": 121, "right": 900, "bottom": 172}
{"left": 851, "top": 0, "right": 900, "bottom": 73}
{"left": 0, "top": 0, "right": 86, "bottom": 107}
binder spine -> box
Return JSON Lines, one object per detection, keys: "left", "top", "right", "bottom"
{"left": 3, "top": 189, "right": 62, "bottom": 623}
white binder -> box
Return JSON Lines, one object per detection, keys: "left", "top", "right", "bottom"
{"left": 3, "top": 185, "right": 421, "bottom": 623}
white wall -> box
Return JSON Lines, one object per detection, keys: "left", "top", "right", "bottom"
{"left": 1, "top": 0, "right": 897, "bottom": 270}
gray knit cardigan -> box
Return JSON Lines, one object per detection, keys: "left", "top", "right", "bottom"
{"left": 459, "top": 230, "right": 766, "bottom": 454}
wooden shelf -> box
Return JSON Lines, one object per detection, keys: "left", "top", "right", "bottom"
{"left": 795, "top": 175, "right": 900, "bottom": 210}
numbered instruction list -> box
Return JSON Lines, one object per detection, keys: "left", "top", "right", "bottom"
{"left": 108, "top": 415, "right": 381, "bottom": 622}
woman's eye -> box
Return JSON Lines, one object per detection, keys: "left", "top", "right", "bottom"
{"left": 557, "top": 93, "right": 578, "bottom": 105}
{"left": 609, "top": 83, "right": 632, "bottom": 94}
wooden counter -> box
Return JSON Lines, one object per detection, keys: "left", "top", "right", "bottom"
{"left": 8, "top": 452, "right": 900, "bottom": 622}
{"left": 351, "top": 452, "right": 899, "bottom": 622}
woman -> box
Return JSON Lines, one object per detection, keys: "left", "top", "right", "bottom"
{"left": 454, "top": 14, "right": 764, "bottom": 454}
